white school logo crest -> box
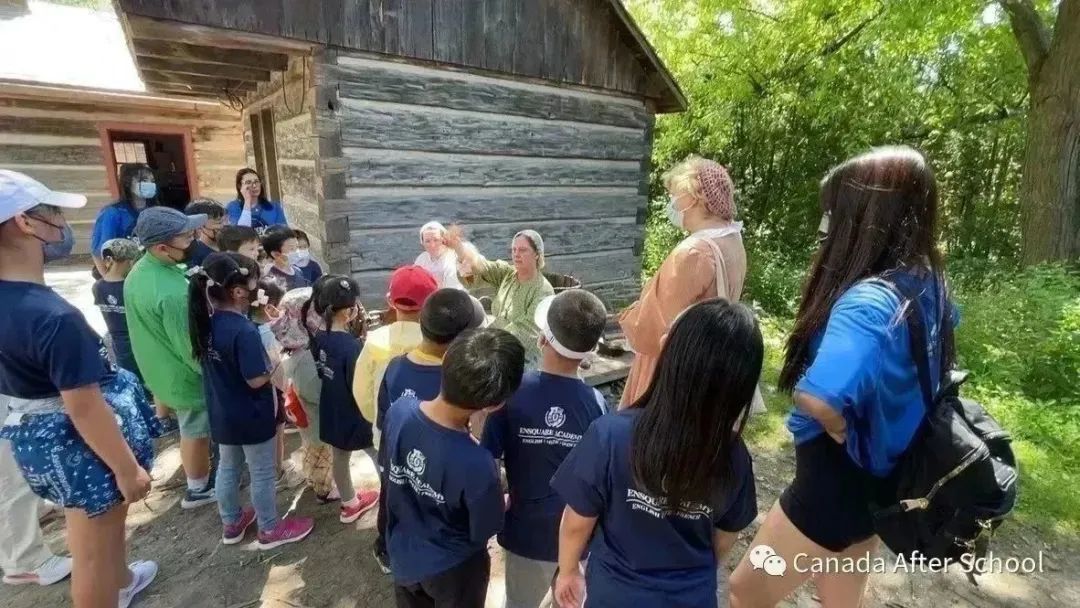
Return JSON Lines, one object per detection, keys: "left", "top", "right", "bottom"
{"left": 545, "top": 406, "right": 566, "bottom": 429}
{"left": 400, "top": 388, "right": 417, "bottom": 401}
{"left": 407, "top": 449, "right": 426, "bottom": 475}
{"left": 107, "top": 294, "right": 117, "bottom": 305}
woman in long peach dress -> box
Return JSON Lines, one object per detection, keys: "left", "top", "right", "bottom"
{"left": 619, "top": 156, "right": 756, "bottom": 407}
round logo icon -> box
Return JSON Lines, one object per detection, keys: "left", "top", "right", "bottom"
{"left": 106, "top": 294, "right": 118, "bottom": 305}
{"left": 406, "top": 448, "right": 426, "bottom": 475}
{"left": 545, "top": 406, "right": 566, "bottom": 428}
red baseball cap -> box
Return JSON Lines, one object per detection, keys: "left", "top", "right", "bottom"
{"left": 388, "top": 265, "right": 438, "bottom": 311}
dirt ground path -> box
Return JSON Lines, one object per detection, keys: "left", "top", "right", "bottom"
{"left": 1, "top": 268, "right": 1076, "bottom": 608}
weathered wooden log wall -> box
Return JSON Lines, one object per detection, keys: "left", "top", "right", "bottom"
{"left": 316, "top": 52, "right": 651, "bottom": 308}
{"left": 0, "top": 85, "right": 245, "bottom": 255}
{"left": 241, "top": 55, "right": 325, "bottom": 256}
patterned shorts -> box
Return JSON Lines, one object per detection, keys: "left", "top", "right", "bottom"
{"left": 0, "top": 369, "right": 160, "bottom": 517}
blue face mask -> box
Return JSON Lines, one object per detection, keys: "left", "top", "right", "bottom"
{"left": 28, "top": 215, "right": 75, "bottom": 263}
{"left": 136, "top": 181, "right": 157, "bottom": 200}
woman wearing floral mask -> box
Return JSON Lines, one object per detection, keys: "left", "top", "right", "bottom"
{"left": 618, "top": 156, "right": 758, "bottom": 408}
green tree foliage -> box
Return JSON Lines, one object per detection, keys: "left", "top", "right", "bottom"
{"left": 630, "top": 0, "right": 1053, "bottom": 304}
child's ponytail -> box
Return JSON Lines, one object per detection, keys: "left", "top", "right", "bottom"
{"left": 188, "top": 271, "right": 214, "bottom": 362}
{"left": 187, "top": 252, "right": 263, "bottom": 362}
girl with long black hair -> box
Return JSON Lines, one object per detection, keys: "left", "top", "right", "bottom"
{"left": 188, "top": 252, "right": 314, "bottom": 549}
{"left": 91, "top": 163, "right": 157, "bottom": 276}
{"left": 730, "top": 147, "right": 956, "bottom": 607}
{"left": 304, "top": 275, "right": 380, "bottom": 524}
{"left": 551, "top": 299, "right": 763, "bottom": 608}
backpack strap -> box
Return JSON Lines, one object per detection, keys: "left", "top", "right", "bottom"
{"left": 873, "top": 276, "right": 937, "bottom": 411}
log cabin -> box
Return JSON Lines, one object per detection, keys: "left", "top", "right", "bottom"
{"left": 0, "top": 0, "right": 685, "bottom": 308}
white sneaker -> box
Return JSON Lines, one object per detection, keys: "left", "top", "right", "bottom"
{"left": 118, "top": 560, "right": 158, "bottom": 608}
{"left": 2, "top": 555, "right": 72, "bottom": 586}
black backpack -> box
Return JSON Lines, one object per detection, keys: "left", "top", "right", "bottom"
{"left": 869, "top": 277, "right": 1018, "bottom": 581}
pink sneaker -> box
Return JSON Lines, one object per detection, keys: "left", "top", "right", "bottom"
{"left": 222, "top": 507, "right": 256, "bottom": 545}
{"left": 257, "top": 516, "right": 314, "bottom": 550}
{"left": 340, "top": 489, "right": 379, "bottom": 524}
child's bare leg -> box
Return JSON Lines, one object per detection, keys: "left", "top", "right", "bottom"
{"left": 66, "top": 503, "right": 129, "bottom": 607}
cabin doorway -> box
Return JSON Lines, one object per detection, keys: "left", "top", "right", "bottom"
{"left": 99, "top": 124, "right": 198, "bottom": 210}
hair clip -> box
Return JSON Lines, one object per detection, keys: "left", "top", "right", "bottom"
{"left": 184, "top": 265, "right": 204, "bottom": 278}
{"left": 251, "top": 288, "right": 269, "bottom": 308}
{"left": 206, "top": 278, "right": 216, "bottom": 287}
{"left": 339, "top": 279, "right": 349, "bottom": 289}
{"left": 238, "top": 267, "right": 250, "bottom": 276}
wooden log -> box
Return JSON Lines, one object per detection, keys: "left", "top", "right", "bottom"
{"left": 131, "top": 39, "right": 289, "bottom": 72}
{"left": 348, "top": 218, "right": 640, "bottom": 271}
{"left": 433, "top": 0, "right": 466, "bottom": 65}
{"left": 333, "top": 186, "right": 642, "bottom": 228}
{"left": 136, "top": 56, "right": 271, "bottom": 82}
{"left": 142, "top": 70, "right": 257, "bottom": 93}
{"left": 336, "top": 99, "right": 645, "bottom": 160}
{"left": 0, "top": 144, "right": 104, "bottom": 165}
{"left": 325, "top": 57, "right": 648, "bottom": 129}
{"left": 123, "top": 14, "right": 312, "bottom": 54}
{"left": 0, "top": 116, "right": 100, "bottom": 139}
{"left": 349, "top": 248, "right": 640, "bottom": 304}
{"left": 0, "top": 165, "right": 109, "bottom": 193}
{"left": 343, "top": 148, "right": 641, "bottom": 188}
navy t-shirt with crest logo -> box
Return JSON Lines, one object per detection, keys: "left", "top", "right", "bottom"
{"left": 481, "top": 371, "right": 608, "bottom": 561}
{"left": 200, "top": 311, "right": 276, "bottom": 446}
{"left": 551, "top": 409, "right": 758, "bottom": 608}
{"left": 0, "top": 281, "right": 115, "bottom": 404}
{"left": 383, "top": 394, "right": 504, "bottom": 585}
{"left": 313, "top": 329, "right": 371, "bottom": 450}
{"left": 92, "top": 279, "right": 128, "bottom": 341}
{"left": 376, "top": 354, "right": 443, "bottom": 432}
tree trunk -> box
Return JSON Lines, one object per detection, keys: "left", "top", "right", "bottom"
{"left": 1012, "top": 0, "right": 1080, "bottom": 264}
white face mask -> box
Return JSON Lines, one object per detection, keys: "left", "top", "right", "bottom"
{"left": 293, "top": 249, "right": 311, "bottom": 267}
{"left": 666, "top": 195, "right": 687, "bottom": 229}
{"left": 286, "top": 250, "right": 303, "bottom": 266}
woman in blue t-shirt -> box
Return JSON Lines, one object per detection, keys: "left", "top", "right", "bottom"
{"left": 0, "top": 170, "right": 158, "bottom": 607}
{"left": 187, "top": 252, "right": 314, "bottom": 549}
{"left": 730, "top": 147, "right": 956, "bottom": 608}
{"left": 551, "top": 299, "right": 763, "bottom": 608}
{"left": 91, "top": 163, "right": 157, "bottom": 276}
{"left": 226, "top": 168, "right": 288, "bottom": 231}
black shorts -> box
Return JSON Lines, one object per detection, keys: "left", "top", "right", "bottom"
{"left": 779, "top": 434, "right": 880, "bottom": 552}
{"left": 394, "top": 550, "right": 490, "bottom": 608}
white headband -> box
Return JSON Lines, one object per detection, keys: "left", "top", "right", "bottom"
{"left": 533, "top": 295, "right": 594, "bottom": 360}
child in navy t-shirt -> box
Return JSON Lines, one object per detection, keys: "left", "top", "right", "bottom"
{"left": 92, "top": 238, "right": 142, "bottom": 381}
{"left": 551, "top": 299, "right": 763, "bottom": 608}
{"left": 308, "top": 275, "right": 379, "bottom": 524}
{"left": 188, "top": 252, "right": 313, "bottom": 549}
{"left": 383, "top": 328, "right": 524, "bottom": 608}
{"left": 293, "top": 229, "right": 324, "bottom": 285}
{"left": 372, "top": 288, "right": 487, "bottom": 573}
{"left": 481, "top": 290, "right": 608, "bottom": 608}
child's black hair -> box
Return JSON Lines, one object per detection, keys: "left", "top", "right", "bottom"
{"left": 441, "top": 328, "right": 524, "bottom": 410}
{"left": 256, "top": 276, "right": 286, "bottom": 307}
{"left": 420, "top": 288, "right": 485, "bottom": 345}
{"left": 293, "top": 228, "right": 310, "bottom": 245}
{"left": 217, "top": 225, "right": 260, "bottom": 253}
{"left": 546, "top": 289, "right": 608, "bottom": 354}
{"left": 302, "top": 274, "right": 361, "bottom": 354}
{"left": 184, "top": 198, "right": 225, "bottom": 219}
{"left": 261, "top": 227, "right": 297, "bottom": 256}
{"left": 188, "top": 252, "right": 262, "bottom": 362}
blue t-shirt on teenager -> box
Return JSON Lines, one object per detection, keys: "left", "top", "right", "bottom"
{"left": 551, "top": 409, "right": 757, "bottom": 608}
{"left": 187, "top": 240, "right": 215, "bottom": 267}
{"left": 786, "top": 270, "right": 956, "bottom": 477}
{"left": 313, "top": 330, "right": 371, "bottom": 450}
{"left": 481, "top": 371, "right": 608, "bottom": 562}
{"left": 201, "top": 311, "right": 276, "bottom": 446}
{"left": 377, "top": 354, "right": 443, "bottom": 432}
{"left": 267, "top": 265, "right": 310, "bottom": 291}
{"left": 298, "top": 260, "right": 323, "bottom": 284}
{"left": 90, "top": 201, "right": 140, "bottom": 257}
{"left": 225, "top": 199, "right": 288, "bottom": 230}
{"left": 0, "top": 281, "right": 115, "bottom": 402}
{"left": 383, "top": 394, "right": 504, "bottom": 585}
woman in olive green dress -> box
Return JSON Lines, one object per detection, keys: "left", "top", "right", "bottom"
{"left": 445, "top": 225, "right": 554, "bottom": 364}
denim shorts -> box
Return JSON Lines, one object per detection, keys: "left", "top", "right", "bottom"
{"left": 0, "top": 369, "right": 160, "bottom": 517}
